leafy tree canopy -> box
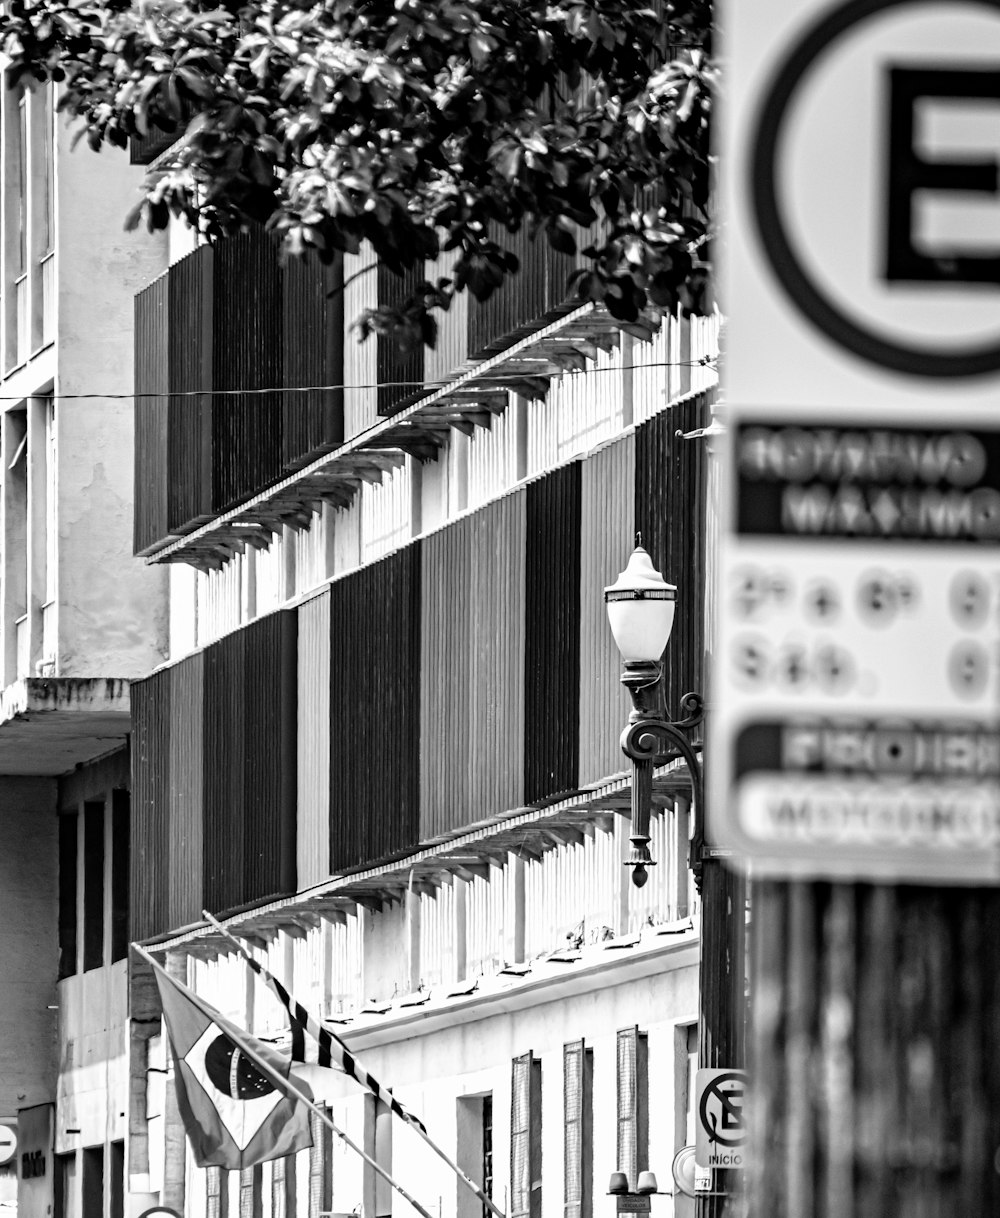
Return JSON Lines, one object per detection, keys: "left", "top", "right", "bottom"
{"left": 1, "top": 0, "right": 714, "bottom": 350}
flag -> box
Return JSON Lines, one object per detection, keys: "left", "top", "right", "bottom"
{"left": 224, "top": 930, "right": 427, "bottom": 1133}
{"left": 144, "top": 949, "right": 314, "bottom": 1170}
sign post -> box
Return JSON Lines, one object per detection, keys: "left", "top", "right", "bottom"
{"left": 715, "top": 0, "right": 1000, "bottom": 879}
{"left": 716, "top": 1, "right": 1000, "bottom": 1214}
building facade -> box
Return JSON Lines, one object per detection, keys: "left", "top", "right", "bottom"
{"left": 121, "top": 201, "right": 721, "bottom": 1218}
{"left": 0, "top": 75, "right": 169, "bottom": 1218}
{"left": 8, "top": 86, "right": 723, "bottom": 1218}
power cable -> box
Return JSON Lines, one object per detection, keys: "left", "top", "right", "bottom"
{"left": 0, "top": 355, "right": 717, "bottom": 404}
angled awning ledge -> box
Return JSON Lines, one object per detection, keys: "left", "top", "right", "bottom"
{"left": 146, "top": 755, "right": 697, "bottom": 954}
{"left": 0, "top": 677, "right": 131, "bottom": 776}
{"left": 144, "top": 302, "right": 663, "bottom": 571}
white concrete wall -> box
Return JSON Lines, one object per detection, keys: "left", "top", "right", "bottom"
{"left": 54, "top": 962, "right": 128, "bottom": 1154}
{"left": 53, "top": 125, "right": 169, "bottom": 677}
{"left": 0, "top": 777, "right": 58, "bottom": 1120}
{"left": 169, "top": 949, "right": 698, "bottom": 1218}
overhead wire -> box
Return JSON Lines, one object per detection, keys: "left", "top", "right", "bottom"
{"left": 0, "top": 355, "right": 717, "bottom": 404}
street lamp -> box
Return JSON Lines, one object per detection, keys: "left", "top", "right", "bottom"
{"left": 606, "top": 540, "right": 746, "bottom": 1218}
{"left": 604, "top": 543, "right": 705, "bottom": 888}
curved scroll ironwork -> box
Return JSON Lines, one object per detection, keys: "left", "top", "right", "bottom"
{"left": 619, "top": 690, "right": 706, "bottom": 886}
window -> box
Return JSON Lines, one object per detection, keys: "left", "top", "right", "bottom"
{"left": 81, "top": 1147, "right": 103, "bottom": 1218}
{"left": 207, "top": 1167, "right": 229, "bottom": 1218}
{"left": 82, "top": 801, "right": 105, "bottom": 971}
{"left": 308, "top": 1109, "right": 332, "bottom": 1218}
{"left": 44, "top": 396, "right": 57, "bottom": 613}
{"left": 59, "top": 791, "right": 131, "bottom": 974}
{"left": 110, "top": 790, "right": 130, "bottom": 961}
{"left": 271, "top": 1154, "right": 296, "bottom": 1218}
{"left": 510, "top": 1053, "right": 542, "bottom": 1218}
{"left": 58, "top": 812, "right": 78, "bottom": 979}
{"left": 456, "top": 1093, "right": 493, "bottom": 1218}
{"left": 482, "top": 1094, "right": 494, "bottom": 1218}
{"left": 238, "top": 1166, "right": 262, "bottom": 1218}
{"left": 616, "top": 1028, "right": 648, "bottom": 1192}
{"left": 563, "top": 1041, "right": 592, "bottom": 1218}
{"left": 109, "top": 1142, "right": 124, "bottom": 1218}
{"left": 54, "top": 1151, "right": 76, "bottom": 1218}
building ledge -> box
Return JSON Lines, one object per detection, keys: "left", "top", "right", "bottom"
{"left": 142, "top": 302, "right": 664, "bottom": 571}
{"left": 0, "top": 678, "right": 130, "bottom": 776}
{"left": 146, "top": 755, "right": 698, "bottom": 952}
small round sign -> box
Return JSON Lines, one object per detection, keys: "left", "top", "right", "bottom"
{"left": 671, "top": 1146, "right": 698, "bottom": 1198}
{"left": 0, "top": 1126, "right": 16, "bottom": 1167}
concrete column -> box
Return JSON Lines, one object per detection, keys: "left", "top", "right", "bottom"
{"left": 161, "top": 952, "right": 186, "bottom": 1214}
{"left": 504, "top": 857, "right": 525, "bottom": 965}
{"left": 453, "top": 879, "right": 468, "bottom": 983}
{"left": 620, "top": 333, "right": 635, "bottom": 429}
{"left": 405, "top": 886, "right": 421, "bottom": 994}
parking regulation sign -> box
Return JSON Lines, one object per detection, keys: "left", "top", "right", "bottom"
{"left": 695, "top": 1070, "right": 748, "bottom": 1170}
{"left": 713, "top": 0, "right": 1000, "bottom": 880}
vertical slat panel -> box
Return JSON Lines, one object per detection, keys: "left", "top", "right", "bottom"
{"left": 167, "top": 245, "right": 213, "bottom": 533}
{"left": 212, "top": 228, "right": 283, "bottom": 511}
{"left": 419, "top": 520, "right": 471, "bottom": 840}
{"left": 282, "top": 252, "right": 344, "bottom": 467}
{"left": 344, "top": 249, "right": 379, "bottom": 439}
{"left": 469, "top": 492, "right": 526, "bottom": 822}
{"left": 578, "top": 434, "right": 636, "bottom": 784}
{"left": 423, "top": 249, "right": 468, "bottom": 384}
{"left": 635, "top": 392, "right": 712, "bottom": 717}
{"left": 524, "top": 464, "right": 581, "bottom": 802}
{"left": 133, "top": 273, "right": 168, "bottom": 554}
{"left": 329, "top": 546, "right": 421, "bottom": 872}
{"left": 168, "top": 651, "right": 204, "bottom": 929}
{"left": 203, "top": 611, "right": 298, "bottom": 914}
{"left": 298, "top": 591, "right": 331, "bottom": 889}
{"left": 468, "top": 227, "right": 574, "bottom": 357}
{"left": 203, "top": 627, "right": 245, "bottom": 914}
{"left": 376, "top": 262, "right": 425, "bottom": 417}
{"left": 243, "top": 611, "right": 298, "bottom": 902}
{"left": 130, "top": 670, "right": 171, "bottom": 941}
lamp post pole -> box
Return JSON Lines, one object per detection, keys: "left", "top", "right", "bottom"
{"left": 607, "top": 546, "right": 746, "bottom": 1218}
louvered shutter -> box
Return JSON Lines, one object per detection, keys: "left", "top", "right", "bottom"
{"left": 207, "top": 1168, "right": 228, "bottom": 1218}
{"left": 309, "top": 1108, "right": 333, "bottom": 1218}
{"left": 511, "top": 1053, "right": 542, "bottom": 1218}
{"left": 563, "top": 1041, "right": 592, "bottom": 1218}
{"left": 616, "top": 1029, "right": 649, "bottom": 1191}
{"left": 272, "top": 1156, "right": 296, "bottom": 1218}
{"left": 239, "top": 1166, "right": 262, "bottom": 1218}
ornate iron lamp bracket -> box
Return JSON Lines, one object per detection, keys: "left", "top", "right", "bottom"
{"left": 618, "top": 667, "right": 707, "bottom": 888}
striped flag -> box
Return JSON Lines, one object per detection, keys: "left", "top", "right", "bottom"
{"left": 202, "top": 912, "right": 504, "bottom": 1218}
{"left": 229, "top": 931, "right": 426, "bottom": 1133}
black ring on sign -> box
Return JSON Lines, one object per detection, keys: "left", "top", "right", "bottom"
{"left": 749, "top": 0, "right": 1000, "bottom": 378}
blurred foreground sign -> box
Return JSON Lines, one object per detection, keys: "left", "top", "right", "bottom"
{"left": 713, "top": 0, "right": 1000, "bottom": 879}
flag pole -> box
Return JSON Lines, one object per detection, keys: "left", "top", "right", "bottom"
{"left": 202, "top": 910, "right": 506, "bottom": 1218}
{"left": 131, "top": 943, "right": 436, "bottom": 1218}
